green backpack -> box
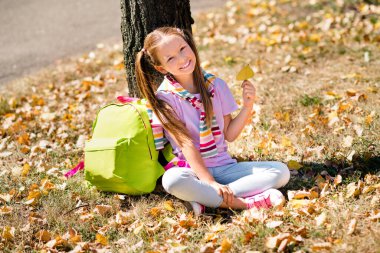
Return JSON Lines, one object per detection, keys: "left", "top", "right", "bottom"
{"left": 83, "top": 99, "right": 174, "bottom": 195}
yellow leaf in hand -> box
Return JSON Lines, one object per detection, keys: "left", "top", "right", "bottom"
{"left": 236, "top": 64, "right": 254, "bottom": 81}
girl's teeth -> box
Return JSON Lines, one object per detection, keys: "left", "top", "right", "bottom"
{"left": 182, "top": 61, "right": 190, "bottom": 69}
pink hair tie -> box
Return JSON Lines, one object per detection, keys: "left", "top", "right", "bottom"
{"left": 141, "top": 48, "right": 146, "bottom": 53}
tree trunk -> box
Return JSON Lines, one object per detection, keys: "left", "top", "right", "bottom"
{"left": 120, "top": 0, "right": 194, "bottom": 97}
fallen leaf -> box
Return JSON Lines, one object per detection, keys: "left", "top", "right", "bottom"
{"left": 211, "top": 224, "right": 227, "bottom": 233}
{"left": 266, "top": 220, "right": 283, "bottom": 228}
{"left": 334, "top": 175, "right": 342, "bottom": 187}
{"left": 368, "top": 211, "right": 380, "bottom": 221}
{"left": 315, "top": 212, "right": 327, "bottom": 227}
{"left": 164, "top": 200, "right": 175, "bottom": 211}
{"left": 93, "top": 205, "right": 112, "bottom": 216}
{"left": 200, "top": 242, "right": 215, "bottom": 253}
{"left": 0, "top": 205, "right": 12, "bottom": 215}
{"left": 133, "top": 224, "right": 144, "bottom": 235}
{"left": 2, "top": 226, "right": 15, "bottom": 241}
{"left": 265, "top": 236, "right": 280, "bottom": 249}
{"left": 149, "top": 207, "right": 162, "bottom": 217}
{"left": 287, "top": 160, "right": 303, "bottom": 170}
{"left": 243, "top": 231, "right": 255, "bottom": 244}
{"left": 347, "top": 218, "right": 357, "bottom": 235}
{"left": 219, "top": 238, "right": 232, "bottom": 253}
{"left": 179, "top": 214, "right": 197, "bottom": 229}
{"left": 146, "top": 222, "right": 162, "bottom": 234}
{"left": 342, "top": 136, "right": 353, "bottom": 148}
{"left": 21, "top": 163, "right": 31, "bottom": 177}
{"left": 35, "top": 230, "right": 51, "bottom": 242}
{"left": 287, "top": 199, "right": 311, "bottom": 209}
{"left": 236, "top": 64, "right": 254, "bottom": 81}
{"left": 204, "top": 232, "right": 218, "bottom": 243}
{"left": 346, "top": 89, "right": 357, "bottom": 97}
{"left": 115, "top": 211, "right": 132, "bottom": 225}
{"left": 0, "top": 192, "right": 13, "bottom": 203}
{"left": 287, "top": 190, "right": 318, "bottom": 200}
{"left": 95, "top": 233, "right": 108, "bottom": 246}
{"left": 346, "top": 182, "right": 361, "bottom": 198}
{"left": 79, "top": 212, "right": 94, "bottom": 222}
{"left": 311, "top": 242, "right": 332, "bottom": 251}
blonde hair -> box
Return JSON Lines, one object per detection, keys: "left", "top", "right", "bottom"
{"left": 135, "top": 27, "right": 213, "bottom": 146}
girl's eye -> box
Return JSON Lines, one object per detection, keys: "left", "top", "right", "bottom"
{"left": 167, "top": 57, "right": 173, "bottom": 62}
{"left": 180, "top": 46, "right": 186, "bottom": 51}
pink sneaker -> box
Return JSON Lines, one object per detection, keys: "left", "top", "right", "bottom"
{"left": 245, "top": 189, "right": 285, "bottom": 209}
{"left": 184, "top": 201, "right": 205, "bottom": 216}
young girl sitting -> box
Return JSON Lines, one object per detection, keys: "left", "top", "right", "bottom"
{"left": 135, "top": 27, "right": 290, "bottom": 215}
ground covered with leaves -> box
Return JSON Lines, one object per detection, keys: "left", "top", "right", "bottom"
{"left": 0, "top": 0, "right": 379, "bottom": 252}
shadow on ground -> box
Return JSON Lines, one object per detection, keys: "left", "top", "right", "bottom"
{"left": 113, "top": 152, "right": 379, "bottom": 223}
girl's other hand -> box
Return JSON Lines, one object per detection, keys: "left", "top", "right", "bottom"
{"left": 210, "top": 181, "right": 234, "bottom": 207}
{"left": 241, "top": 80, "right": 256, "bottom": 110}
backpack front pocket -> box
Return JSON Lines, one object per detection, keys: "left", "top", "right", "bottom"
{"left": 84, "top": 138, "right": 129, "bottom": 180}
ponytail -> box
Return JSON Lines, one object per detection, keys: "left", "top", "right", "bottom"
{"left": 135, "top": 49, "right": 192, "bottom": 147}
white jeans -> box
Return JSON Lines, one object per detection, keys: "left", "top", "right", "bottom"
{"left": 162, "top": 161, "right": 290, "bottom": 208}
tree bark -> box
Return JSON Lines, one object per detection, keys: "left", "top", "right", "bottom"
{"left": 120, "top": 0, "right": 194, "bottom": 97}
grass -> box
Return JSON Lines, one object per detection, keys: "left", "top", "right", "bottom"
{"left": 0, "top": 0, "right": 380, "bottom": 252}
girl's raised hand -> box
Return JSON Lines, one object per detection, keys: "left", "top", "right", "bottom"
{"left": 241, "top": 80, "right": 256, "bottom": 110}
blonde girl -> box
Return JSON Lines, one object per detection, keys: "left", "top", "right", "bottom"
{"left": 134, "top": 27, "right": 290, "bottom": 215}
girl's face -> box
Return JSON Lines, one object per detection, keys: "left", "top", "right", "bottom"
{"left": 153, "top": 35, "right": 196, "bottom": 78}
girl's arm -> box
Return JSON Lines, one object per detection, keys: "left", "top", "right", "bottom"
{"left": 224, "top": 80, "right": 256, "bottom": 142}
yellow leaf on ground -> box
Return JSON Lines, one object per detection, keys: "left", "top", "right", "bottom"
{"left": 287, "top": 160, "right": 303, "bottom": 170}
{"left": 22, "top": 163, "right": 31, "bottom": 177}
{"left": 236, "top": 64, "right": 254, "bottom": 81}
{"left": 133, "top": 224, "right": 144, "bottom": 235}
{"left": 289, "top": 188, "right": 319, "bottom": 200}
{"left": 204, "top": 232, "right": 218, "bottom": 243}
{"left": 220, "top": 238, "right": 232, "bottom": 253}
{"left": 211, "top": 224, "right": 227, "bottom": 233}
{"left": 2, "top": 226, "right": 15, "bottom": 241}
{"left": 95, "top": 233, "right": 108, "bottom": 246}
{"left": 0, "top": 205, "right": 12, "bottom": 215}
{"left": 35, "top": 230, "right": 51, "bottom": 242}
{"left": 164, "top": 200, "right": 175, "bottom": 211}
{"left": 287, "top": 199, "right": 311, "bottom": 209}
{"left": 40, "top": 179, "right": 55, "bottom": 191}
{"left": 149, "top": 207, "right": 162, "bottom": 217}
{"left": 281, "top": 136, "right": 292, "bottom": 147}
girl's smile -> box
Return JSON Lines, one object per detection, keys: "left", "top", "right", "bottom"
{"left": 180, "top": 60, "right": 191, "bottom": 70}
